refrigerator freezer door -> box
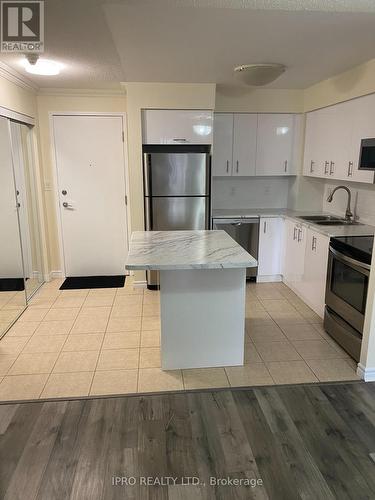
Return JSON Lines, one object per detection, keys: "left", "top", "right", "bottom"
{"left": 144, "top": 153, "right": 209, "bottom": 196}
{"left": 148, "top": 196, "right": 209, "bottom": 231}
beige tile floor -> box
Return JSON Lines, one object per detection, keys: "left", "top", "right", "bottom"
{"left": 0, "top": 278, "right": 359, "bottom": 401}
{"left": 0, "top": 290, "right": 26, "bottom": 336}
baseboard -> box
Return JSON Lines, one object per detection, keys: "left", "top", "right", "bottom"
{"left": 257, "top": 274, "right": 282, "bottom": 283}
{"left": 357, "top": 363, "right": 375, "bottom": 381}
{"left": 44, "top": 271, "right": 64, "bottom": 282}
{"left": 133, "top": 280, "right": 147, "bottom": 289}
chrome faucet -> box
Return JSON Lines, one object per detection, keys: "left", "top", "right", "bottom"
{"left": 326, "top": 185, "right": 353, "bottom": 221}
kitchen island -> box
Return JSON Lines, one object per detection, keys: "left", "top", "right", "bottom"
{"left": 126, "top": 230, "right": 257, "bottom": 370}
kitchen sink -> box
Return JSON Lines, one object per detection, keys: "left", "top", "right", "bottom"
{"left": 297, "top": 215, "right": 345, "bottom": 222}
{"left": 315, "top": 220, "right": 362, "bottom": 226}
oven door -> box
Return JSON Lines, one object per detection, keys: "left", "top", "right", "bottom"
{"left": 325, "top": 246, "right": 370, "bottom": 333}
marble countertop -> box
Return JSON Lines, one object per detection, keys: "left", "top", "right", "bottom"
{"left": 212, "top": 208, "right": 375, "bottom": 238}
{"left": 125, "top": 230, "right": 257, "bottom": 271}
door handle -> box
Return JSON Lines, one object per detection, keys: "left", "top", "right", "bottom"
{"left": 263, "top": 221, "right": 267, "bottom": 233}
{"left": 310, "top": 160, "right": 314, "bottom": 173}
{"left": 297, "top": 228, "right": 302, "bottom": 242}
{"left": 293, "top": 227, "right": 298, "bottom": 240}
{"left": 226, "top": 160, "right": 229, "bottom": 173}
{"left": 284, "top": 160, "right": 288, "bottom": 172}
{"left": 236, "top": 160, "right": 239, "bottom": 173}
{"left": 324, "top": 161, "right": 329, "bottom": 175}
{"left": 62, "top": 202, "right": 73, "bottom": 209}
{"left": 330, "top": 161, "right": 335, "bottom": 175}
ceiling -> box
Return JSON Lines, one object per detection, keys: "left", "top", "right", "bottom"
{"left": 2, "top": 0, "right": 375, "bottom": 89}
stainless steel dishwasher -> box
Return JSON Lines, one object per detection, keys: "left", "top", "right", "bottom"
{"left": 212, "top": 217, "right": 259, "bottom": 280}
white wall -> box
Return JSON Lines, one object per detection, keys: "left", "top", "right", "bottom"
{"left": 212, "top": 177, "right": 290, "bottom": 209}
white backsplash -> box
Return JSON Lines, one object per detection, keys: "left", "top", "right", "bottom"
{"left": 212, "top": 177, "right": 290, "bottom": 209}
{"left": 323, "top": 180, "right": 375, "bottom": 225}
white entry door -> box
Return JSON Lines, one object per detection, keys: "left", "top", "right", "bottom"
{"left": 53, "top": 115, "right": 128, "bottom": 277}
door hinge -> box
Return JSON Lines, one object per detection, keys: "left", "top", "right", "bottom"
{"left": 122, "top": 131, "right": 125, "bottom": 142}
{"left": 125, "top": 195, "right": 128, "bottom": 205}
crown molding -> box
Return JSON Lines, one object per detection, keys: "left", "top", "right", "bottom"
{"left": 0, "top": 61, "right": 38, "bottom": 92}
{"left": 37, "top": 87, "right": 126, "bottom": 97}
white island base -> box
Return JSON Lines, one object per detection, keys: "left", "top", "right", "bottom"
{"left": 126, "top": 231, "right": 256, "bottom": 371}
{"left": 160, "top": 268, "right": 246, "bottom": 370}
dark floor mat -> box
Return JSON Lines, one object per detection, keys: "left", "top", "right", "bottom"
{"left": 60, "top": 275, "right": 126, "bottom": 290}
{"left": 0, "top": 278, "right": 25, "bottom": 291}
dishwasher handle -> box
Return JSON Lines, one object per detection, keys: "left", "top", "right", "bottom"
{"left": 212, "top": 217, "right": 260, "bottom": 225}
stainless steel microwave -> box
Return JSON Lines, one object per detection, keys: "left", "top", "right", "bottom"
{"left": 359, "top": 138, "right": 375, "bottom": 170}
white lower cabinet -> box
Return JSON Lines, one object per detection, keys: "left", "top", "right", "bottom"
{"left": 282, "top": 220, "right": 329, "bottom": 318}
{"left": 302, "top": 229, "right": 330, "bottom": 317}
{"left": 257, "top": 217, "right": 283, "bottom": 281}
{"left": 282, "top": 219, "right": 306, "bottom": 295}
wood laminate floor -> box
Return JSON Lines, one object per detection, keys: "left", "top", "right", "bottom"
{"left": 0, "top": 381, "right": 375, "bottom": 499}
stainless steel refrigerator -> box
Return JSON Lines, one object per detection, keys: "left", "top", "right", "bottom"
{"left": 143, "top": 145, "right": 211, "bottom": 288}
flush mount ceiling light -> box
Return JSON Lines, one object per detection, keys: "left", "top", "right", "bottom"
{"left": 21, "top": 55, "right": 63, "bottom": 76}
{"left": 234, "top": 63, "right": 286, "bottom": 86}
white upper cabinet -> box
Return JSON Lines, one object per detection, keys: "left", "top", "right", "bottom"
{"left": 212, "top": 113, "right": 257, "bottom": 177}
{"left": 212, "top": 113, "right": 234, "bottom": 176}
{"left": 303, "top": 110, "right": 322, "bottom": 177}
{"left": 142, "top": 110, "right": 213, "bottom": 145}
{"left": 256, "top": 114, "right": 296, "bottom": 176}
{"left": 303, "top": 95, "right": 375, "bottom": 184}
{"left": 232, "top": 114, "right": 257, "bottom": 176}
{"left": 213, "top": 112, "right": 300, "bottom": 177}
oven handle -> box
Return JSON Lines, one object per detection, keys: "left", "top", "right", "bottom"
{"left": 330, "top": 246, "right": 371, "bottom": 272}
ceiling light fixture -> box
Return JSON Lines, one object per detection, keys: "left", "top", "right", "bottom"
{"left": 234, "top": 63, "right": 286, "bottom": 86}
{"left": 21, "top": 55, "right": 63, "bottom": 76}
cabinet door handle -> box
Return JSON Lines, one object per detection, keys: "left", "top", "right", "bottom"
{"left": 348, "top": 161, "right": 353, "bottom": 177}
{"left": 236, "top": 160, "right": 239, "bottom": 173}
{"left": 310, "top": 160, "right": 314, "bottom": 173}
{"left": 330, "top": 161, "right": 335, "bottom": 175}
{"left": 284, "top": 160, "right": 288, "bottom": 173}
{"left": 263, "top": 221, "right": 267, "bottom": 234}
{"left": 226, "top": 160, "right": 229, "bottom": 173}
{"left": 293, "top": 227, "right": 298, "bottom": 240}
{"left": 312, "top": 236, "right": 317, "bottom": 251}
{"left": 297, "top": 228, "right": 302, "bottom": 242}
{"left": 324, "top": 161, "right": 329, "bottom": 175}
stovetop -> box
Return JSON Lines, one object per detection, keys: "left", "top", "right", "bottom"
{"left": 331, "top": 235, "right": 374, "bottom": 266}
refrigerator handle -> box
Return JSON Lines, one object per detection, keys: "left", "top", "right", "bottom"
{"left": 206, "top": 154, "right": 212, "bottom": 229}
{"left": 143, "top": 153, "right": 152, "bottom": 197}
{"left": 144, "top": 196, "right": 153, "bottom": 230}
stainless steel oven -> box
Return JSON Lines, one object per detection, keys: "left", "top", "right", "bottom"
{"left": 324, "top": 235, "right": 373, "bottom": 361}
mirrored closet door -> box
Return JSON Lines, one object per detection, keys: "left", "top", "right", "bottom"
{"left": 0, "top": 116, "right": 26, "bottom": 337}
{"left": 10, "top": 122, "right": 45, "bottom": 301}
{"left": 0, "top": 116, "right": 45, "bottom": 339}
